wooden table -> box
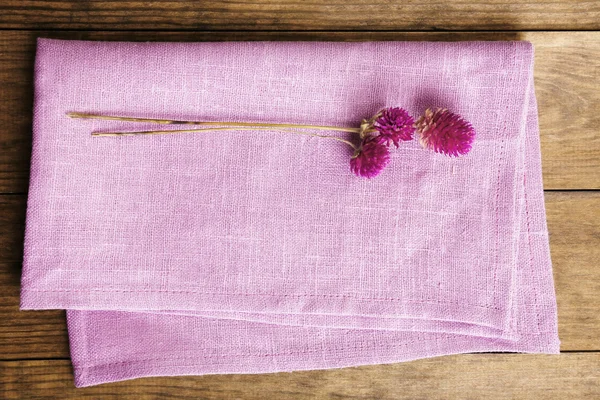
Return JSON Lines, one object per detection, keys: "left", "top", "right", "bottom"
{"left": 1, "top": 2, "right": 599, "bottom": 399}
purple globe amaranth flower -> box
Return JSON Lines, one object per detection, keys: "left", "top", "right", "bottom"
{"left": 372, "top": 107, "right": 416, "bottom": 148}
{"left": 350, "top": 136, "right": 391, "bottom": 179}
{"left": 415, "top": 108, "right": 475, "bottom": 157}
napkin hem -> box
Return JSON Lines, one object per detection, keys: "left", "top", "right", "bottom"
{"left": 22, "top": 289, "right": 508, "bottom": 329}
{"left": 71, "top": 334, "right": 560, "bottom": 388}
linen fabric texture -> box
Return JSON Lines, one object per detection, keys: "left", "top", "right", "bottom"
{"left": 21, "top": 39, "right": 560, "bottom": 387}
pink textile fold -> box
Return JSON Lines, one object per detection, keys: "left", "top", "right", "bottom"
{"left": 21, "top": 39, "right": 559, "bottom": 387}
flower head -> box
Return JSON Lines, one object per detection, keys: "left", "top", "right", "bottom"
{"left": 350, "top": 136, "right": 391, "bottom": 178}
{"left": 415, "top": 108, "right": 475, "bottom": 156}
{"left": 373, "top": 107, "right": 415, "bottom": 148}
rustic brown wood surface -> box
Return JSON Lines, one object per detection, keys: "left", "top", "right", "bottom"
{"left": 0, "top": 1, "right": 599, "bottom": 398}
{"left": 2, "top": 354, "right": 600, "bottom": 399}
{"left": 0, "top": 1, "right": 599, "bottom": 31}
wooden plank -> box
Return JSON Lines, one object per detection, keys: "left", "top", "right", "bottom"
{"left": 1, "top": 191, "right": 599, "bottom": 358}
{"left": 534, "top": 33, "right": 600, "bottom": 190}
{"left": 547, "top": 192, "right": 600, "bottom": 351}
{"left": 1, "top": 354, "right": 599, "bottom": 399}
{"left": 0, "top": 196, "right": 25, "bottom": 262}
{"left": 0, "top": 30, "right": 34, "bottom": 195}
{"left": 1, "top": 31, "right": 599, "bottom": 193}
{"left": 0, "top": 1, "right": 599, "bottom": 31}
{"left": 0, "top": 262, "right": 69, "bottom": 359}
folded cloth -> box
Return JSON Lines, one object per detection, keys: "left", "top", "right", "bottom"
{"left": 21, "top": 38, "right": 559, "bottom": 387}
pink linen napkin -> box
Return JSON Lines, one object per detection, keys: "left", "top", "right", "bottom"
{"left": 21, "top": 38, "right": 559, "bottom": 387}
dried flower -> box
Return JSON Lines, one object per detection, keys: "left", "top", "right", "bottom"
{"left": 350, "top": 136, "right": 391, "bottom": 178}
{"left": 70, "top": 105, "right": 475, "bottom": 179}
{"left": 373, "top": 107, "right": 415, "bottom": 148}
{"left": 415, "top": 108, "right": 475, "bottom": 157}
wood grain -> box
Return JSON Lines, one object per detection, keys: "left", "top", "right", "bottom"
{"left": 546, "top": 192, "right": 600, "bottom": 351}
{"left": 0, "top": 196, "right": 25, "bottom": 262}
{"left": 0, "top": 1, "right": 599, "bottom": 31}
{"left": 0, "top": 262, "right": 69, "bottom": 359}
{"left": 1, "top": 191, "right": 598, "bottom": 360}
{"left": 0, "top": 31, "right": 599, "bottom": 194}
{"left": 2, "top": 354, "right": 599, "bottom": 399}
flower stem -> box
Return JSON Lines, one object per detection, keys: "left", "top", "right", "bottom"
{"left": 91, "top": 127, "right": 358, "bottom": 150}
{"left": 67, "top": 112, "right": 362, "bottom": 134}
